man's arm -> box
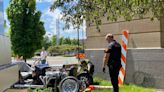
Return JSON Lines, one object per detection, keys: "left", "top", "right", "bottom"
{"left": 103, "top": 52, "right": 110, "bottom": 68}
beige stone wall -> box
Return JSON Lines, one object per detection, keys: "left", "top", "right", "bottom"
{"left": 161, "top": 17, "right": 164, "bottom": 48}
{"left": 86, "top": 32, "right": 161, "bottom": 48}
{"left": 86, "top": 18, "right": 162, "bottom": 48}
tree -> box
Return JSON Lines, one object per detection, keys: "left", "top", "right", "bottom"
{"left": 59, "top": 37, "right": 64, "bottom": 45}
{"left": 62, "top": 37, "right": 71, "bottom": 45}
{"left": 7, "top": 0, "right": 45, "bottom": 60}
{"left": 71, "top": 39, "right": 78, "bottom": 45}
{"left": 52, "top": 35, "right": 57, "bottom": 46}
{"left": 51, "top": 0, "right": 164, "bottom": 31}
{"left": 42, "top": 36, "right": 51, "bottom": 50}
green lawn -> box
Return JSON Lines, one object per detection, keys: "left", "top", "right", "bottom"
{"left": 27, "top": 77, "right": 155, "bottom": 92}
{"left": 92, "top": 77, "right": 154, "bottom": 92}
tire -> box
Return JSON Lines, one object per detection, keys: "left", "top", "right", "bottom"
{"left": 77, "top": 73, "right": 93, "bottom": 86}
{"left": 59, "top": 76, "right": 80, "bottom": 92}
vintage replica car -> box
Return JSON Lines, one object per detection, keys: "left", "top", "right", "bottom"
{"left": 13, "top": 59, "right": 94, "bottom": 92}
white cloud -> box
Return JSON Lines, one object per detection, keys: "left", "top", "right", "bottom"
{"left": 64, "top": 21, "right": 86, "bottom": 34}
{"left": 41, "top": 8, "right": 86, "bottom": 39}
{"left": 41, "top": 8, "right": 64, "bottom": 35}
{"left": 44, "top": 9, "right": 63, "bottom": 19}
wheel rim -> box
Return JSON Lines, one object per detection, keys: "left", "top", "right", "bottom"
{"left": 61, "top": 79, "right": 78, "bottom": 92}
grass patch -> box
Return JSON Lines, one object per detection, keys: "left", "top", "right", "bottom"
{"left": 93, "top": 77, "right": 112, "bottom": 86}
{"left": 27, "top": 77, "right": 154, "bottom": 92}
{"left": 93, "top": 77, "right": 154, "bottom": 92}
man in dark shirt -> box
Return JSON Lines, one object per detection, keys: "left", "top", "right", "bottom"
{"left": 102, "top": 33, "right": 122, "bottom": 92}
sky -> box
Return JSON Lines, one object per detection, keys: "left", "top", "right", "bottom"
{"left": 3, "top": 0, "right": 86, "bottom": 39}
{"left": 0, "top": 0, "right": 4, "bottom": 34}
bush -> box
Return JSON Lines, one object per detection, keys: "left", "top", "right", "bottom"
{"left": 48, "top": 45, "right": 83, "bottom": 56}
{"left": 28, "top": 88, "right": 52, "bottom": 92}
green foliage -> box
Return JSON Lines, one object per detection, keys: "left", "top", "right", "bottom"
{"left": 7, "top": 0, "right": 45, "bottom": 59}
{"left": 51, "top": 35, "right": 79, "bottom": 46}
{"left": 48, "top": 45, "right": 83, "bottom": 55}
{"left": 61, "top": 38, "right": 79, "bottom": 45}
{"left": 93, "top": 85, "right": 154, "bottom": 92}
{"left": 40, "top": 35, "right": 81, "bottom": 52}
{"left": 93, "top": 77, "right": 112, "bottom": 86}
{"left": 51, "top": 0, "right": 164, "bottom": 31}
{"left": 52, "top": 35, "right": 57, "bottom": 46}
{"left": 62, "top": 37, "right": 71, "bottom": 45}
{"left": 42, "top": 36, "right": 51, "bottom": 50}
{"left": 71, "top": 39, "right": 79, "bottom": 45}
{"left": 59, "top": 37, "right": 64, "bottom": 45}
{"left": 93, "top": 77, "right": 154, "bottom": 92}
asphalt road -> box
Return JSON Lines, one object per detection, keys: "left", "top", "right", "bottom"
{"left": 27, "top": 56, "right": 79, "bottom": 65}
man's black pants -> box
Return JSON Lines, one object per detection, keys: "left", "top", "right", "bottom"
{"left": 108, "top": 64, "right": 120, "bottom": 92}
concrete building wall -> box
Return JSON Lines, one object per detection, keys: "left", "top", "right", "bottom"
{"left": 86, "top": 48, "right": 164, "bottom": 89}
{"left": 86, "top": 32, "right": 161, "bottom": 49}
{"left": 0, "top": 0, "right": 11, "bottom": 66}
{"left": 161, "top": 17, "right": 164, "bottom": 48}
{"left": 85, "top": 17, "right": 164, "bottom": 88}
{"left": 0, "top": 35, "right": 12, "bottom": 65}
{"left": 86, "top": 18, "right": 161, "bottom": 48}
{"left": 126, "top": 49, "right": 164, "bottom": 88}
{"left": 0, "top": 1, "right": 19, "bottom": 91}
{"left": 0, "top": 65, "right": 19, "bottom": 92}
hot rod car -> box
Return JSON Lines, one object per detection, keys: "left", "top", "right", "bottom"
{"left": 12, "top": 59, "right": 94, "bottom": 92}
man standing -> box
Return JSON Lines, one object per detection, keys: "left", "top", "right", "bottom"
{"left": 40, "top": 47, "right": 47, "bottom": 64}
{"left": 102, "top": 33, "right": 122, "bottom": 92}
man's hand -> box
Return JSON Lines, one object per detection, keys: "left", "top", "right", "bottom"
{"left": 103, "top": 67, "right": 106, "bottom": 73}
